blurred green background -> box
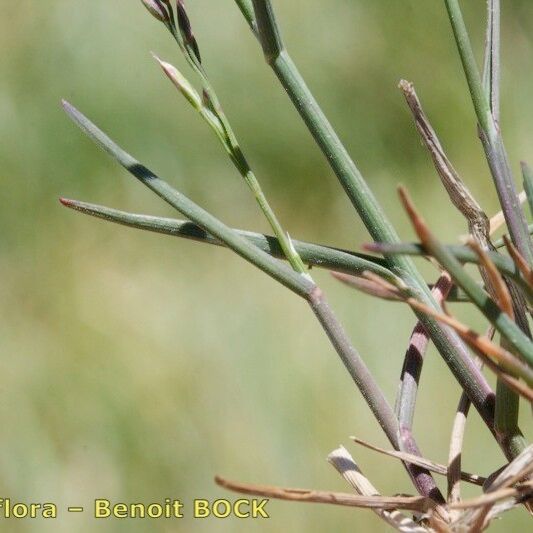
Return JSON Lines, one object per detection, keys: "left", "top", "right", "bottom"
{"left": 1, "top": 1, "right": 532, "bottom": 531}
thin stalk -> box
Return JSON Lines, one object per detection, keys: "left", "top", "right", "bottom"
{"left": 480, "top": 1, "right": 527, "bottom": 445}
{"left": 243, "top": 0, "right": 518, "bottom": 461}
{"left": 250, "top": 1, "right": 405, "bottom": 252}
{"left": 522, "top": 162, "right": 533, "bottom": 218}
{"left": 310, "top": 288, "right": 446, "bottom": 507}
{"left": 62, "top": 101, "right": 445, "bottom": 503}
{"left": 395, "top": 273, "right": 453, "bottom": 431}
{"left": 443, "top": 0, "right": 533, "bottom": 263}
{"left": 482, "top": 0, "right": 500, "bottom": 123}
{"left": 156, "top": 55, "right": 307, "bottom": 276}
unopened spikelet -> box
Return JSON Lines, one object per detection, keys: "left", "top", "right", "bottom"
{"left": 176, "top": 0, "right": 202, "bottom": 63}
{"left": 140, "top": 0, "right": 169, "bottom": 23}
{"left": 152, "top": 54, "right": 202, "bottom": 111}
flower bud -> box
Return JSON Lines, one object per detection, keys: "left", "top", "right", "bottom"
{"left": 153, "top": 55, "right": 202, "bottom": 111}
{"left": 176, "top": 0, "right": 202, "bottom": 63}
{"left": 141, "top": 0, "right": 168, "bottom": 23}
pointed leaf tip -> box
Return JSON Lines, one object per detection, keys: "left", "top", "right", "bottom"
{"left": 398, "top": 186, "right": 431, "bottom": 243}
{"left": 59, "top": 197, "right": 71, "bottom": 207}
{"left": 61, "top": 100, "right": 80, "bottom": 120}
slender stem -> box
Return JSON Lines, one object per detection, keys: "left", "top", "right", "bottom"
{"left": 395, "top": 273, "right": 453, "bottom": 430}
{"left": 482, "top": 0, "right": 500, "bottom": 122}
{"left": 443, "top": 0, "right": 493, "bottom": 132}
{"left": 309, "top": 289, "right": 399, "bottom": 441}
{"left": 443, "top": 0, "right": 533, "bottom": 263}
{"left": 522, "top": 162, "right": 533, "bottom": 219}
{"left": 309, "top": 288, "right": 445, "bottom": 506}
{"left": 253, "top": 35, "right": 406, "bottom": 256}
{"left": 480, "top": 134, "right": 533, "bottom": 263}
{"left": 249, "top": 2, "right": 419, "bottom": 280}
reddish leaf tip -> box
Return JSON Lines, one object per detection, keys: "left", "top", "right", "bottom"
{"left": 59, "top": 197, "right": 74, "bottom": 207}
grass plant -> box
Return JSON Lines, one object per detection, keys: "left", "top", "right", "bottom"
{"left": 60, "top": 1, "right": 533, "bottom": 529}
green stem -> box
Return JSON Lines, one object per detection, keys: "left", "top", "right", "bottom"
{"left": 522, "top": 162, "right": 533, "bottom": 219}
{"left": 482, "top": 0, "right": 500, "bottom": 122}
{"left": 443, "top": 0, "right": 533, "bottom": 264}
{"left": 443, "top": 0, "right": 493, "bottom": 135}
{"left": 494, "top": 378, "right": 527, "bottom": 458}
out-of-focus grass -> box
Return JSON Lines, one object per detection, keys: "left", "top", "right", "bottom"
{"left": 0, "top": 1, "right": 532, "bottom": 531}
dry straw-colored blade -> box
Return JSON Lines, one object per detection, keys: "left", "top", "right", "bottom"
{"left": 214, "top": 475, "right": 431, "bottom": 512}
{"left": 453, "top": 444, "right": 533, "bottom": 529}
{"left": 399, "top": 79, "right": 490, "bottom": 248}
{"left": 450, "top": 481, "right": 533, "bottom": 511}
{"left": 332, "top": 272, "right": 402, "bottom": 301}
{"left": 328, "top": 446, "right": 430, "bottom": 532}
{"left": 350, "top": 437, "right": 485, "bottom": 487}
{"left": 467, "top": 238, "right": 513, "bottom": 318}
{"left": 503, "top": 236, "right": 533, "bottom": 289}
{"left": 485, "top": 444, "right": 533, "bottom": 493}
